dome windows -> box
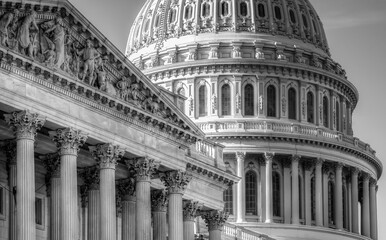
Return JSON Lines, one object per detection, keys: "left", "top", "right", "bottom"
{"left": 302, "top": 14, "right": 309, "bottom": 28}
{"left": 274, "top": 6, "right": 283, "bottom": 20}
{"left": 312, "top": 19, "right": 319, "bottom": 35}
{"left": 267, "top": 85, "right": 277, "bottom": 117}
{"left": 288, "top": 87, "right": 297, "bottom": 120}
{"left": 307, "top": 91, "right": 315, "bottom": 124}
{"left": 220, "top": 0, "right": 231, "bottom": 18}
{"left": 323, "top": 96, "right": 329, "bottom": 128}
{"left": 244, "top": 84, "right": 254, "bottom": 116}
{"left": 184, "top": 4, "right": 194, "bottom": 20}
{"left": 246, "top": 170, "right": 257, "bottom": 215}
{"left": 289, "top": 9, "right": 297, "bottom": 24}
{"left": 257, "top": 3, "right": 266, "bottom": 18}
{"left": 168, "top": 8, "right": 178, "bottom": 24}
{"left": 199, "top": 85, "right": 208, "bottom": 117}
{"left": 221, "top": 84, "right": 231, "bottom": 116}
{"left": 154, "top": 14, "right": 161, "bottom": 28}
{"left": 201, "top": 1, "right": 211, "bottom": 18}
{"left": 239, "top": 1, "right": 249, "bottom": 17}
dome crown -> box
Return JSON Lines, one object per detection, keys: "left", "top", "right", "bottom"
{"left": 127, "top": 0, "right": 329, "bottom": 56}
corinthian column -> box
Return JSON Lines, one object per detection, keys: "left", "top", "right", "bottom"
{"left": 235, "top": 152, "right": 246, "bottom": 223}
{"left": 4, "top": 140, "right": 17, "bottom": 240}
{"left": 5, "top": 110, "right": 46, "bottom": 240}
{"left": 132, "top": 157, "right": 159, "bottom": 240}
{"left": 80, "top": 166, "right": 100, "bottom": 240}
{"left": 42, "top": 154, "right": 61, "bottom": 240}
{"left": 90, "top": 143, "right": 124, "bottom": 240}
{"left": 51, "top": 127, "right": 88, "bottom": 240}
{"left": 161, "top": 170, "right": 192, "bottom": 240}
{"left": 315, "top": 158, "right": 324, "bottom": 227}
{"left": 351, "top": 168, "right": 359, "bottom": 233}
{"left": 334, "top": 163, "right": 343, "bottom": 230}
{"left": 361, "top": 173, "right": 370, "bottom": 237}
{"left": 291, "top": 155, "right": 300, "bottom": 225}
{"left": 183, "top": 200, "right": 201, "bottom": 240}
{"left": 369, "top": 180, "right": 378, "bottom": 240}
{"left": 202, "top": 210, "right": 229, "bottom": 240}
{"left": 264, "top": 152, "right": 274, "bottom": 223}
{"left": 151, "top": 190, "right": 168, "bottom": 240}
{"left": 117, "top": 178, "right": 136, "bottom": 240}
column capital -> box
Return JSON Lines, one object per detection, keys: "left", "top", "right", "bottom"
{"left": 291, "top": 155, "right": 301, "bottom": 163}
{"left": 202, "top": 210, "right": 229, "bottom": 231}
{"left": 315, "top": 158, "right": 324, "bottom": 167}
{"left": 117, "top": 178, "right": 136, "bottom": 200}
{"left": 264, "top": 152, "right": 275, "bottom": 163}
{"left": 5, "top": 110, "right": 46, "bottom": 140}
{"left": 322, "top": 164, "right": 330, "bottom": 174}
{"left": 369, "top": 178, "right": 377, "bottom": 187}
{"left": 334, "top": 162, "right": 344, "bottom": 171}
{"left": 362, "top": 172, "right": 371, "bottom": 182}
{"left": 161, "top": 170, "right": 192, "bottom": 194}
{"left": 183, "top": 200, "right": 202, "bottom": 221}
{"left": 131, "top": 157, "right": 160, "bottom": 182}
{"left": 50, "top": 128, "right": 88, "bottom": 156}
{"left": 151, "top": 189, "right": 169, "bottom": 212}
{"left": 235, "top": 152, "right": 246, "bottom": 161}
{"left": 351, "top": 167, "right": 360, "bottom": 175}
{"left": 89, "top": 143, "right": 124, "bottom": 170}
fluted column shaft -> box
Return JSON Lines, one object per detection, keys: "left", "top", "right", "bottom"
{"left": 315, "top": 159, "right": 323, "bottom": 226}
{"left": 304, "top": 164, "right": 312, "bottom": 225}
{"left": 151, "top": 190, "right": 168, "bottom": 240}
{"left": 370, "top": 180, "right": 377, "bottom": 240}
{"left": 361, "top": 175, "right": 370, "bottom": 237}
{"left": 351, "top": 168, "right": 359, "bottom": 234}
{"left": 236, "top": 152, "right": 246, "bottom": 223}
{"left": 264, "top": 153, "right": 274, "bottom": 223}
{"left": 122, "top": 196, "right": 136, "bottom": 240}
{"left": 335, "top": 164, "right": 343, "bottom": 230}
{"left": 291, "top": 155, "right": 300, "bottom": 224}
{"left": 5, "top": 141, "right": 17, "bottom": 240}
{"left": 51, "top": 175, "right": 61, "bottom": 240}
{"left": 88, "top": 189, "right": 100, "bottom": 240}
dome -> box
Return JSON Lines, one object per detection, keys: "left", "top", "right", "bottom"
{"left": 126, "top": 0, "right": 330, "bottom": 56}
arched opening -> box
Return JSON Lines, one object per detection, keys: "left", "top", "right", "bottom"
{"left": 245, "top": 170, "right": 257, "bottom": 215}
{"left": 169, "top": 8, "right": 177, "bottom": 23}
{"left": 240, "top": 2, "right": 248, "bottom": 17}
{"left": 199, "top": 85, "right": 207, "bottom": 117}
{"left": 184, "top": 5, "right": 193, "bottom": 20}
{"left": 273, "top": 171, "right": 281, "bottom": 217}
{"left": 288, "top": 87, "right": 297, "bottom": 120}
{"left": 221, "top": 1, "right": 230, "bottom": 17}
{"left": 221, "top": 84, "right": 231, "bottom": 116}
{"left": 267, "top": 85, "right": 277, "bottom": 117}
{"left": 244, "top": 84, "right": 254, "bottom": 116}
{"left": 289, "top": 9, "right": 297, "bottom": 24}
{"left": 335, "top": 100, "right": 340, "bottom": 131}
{"left": 202, "top": 2, "right": 211, "bottom": 17}
{"left": 307, "top": 92, "right": 314, "bottom": 123}
{"left": 323, "top": 96, "right": 329, "bottom": 128}
{"left": 257, "top": 3, "right": 266, "bottom": 18}
{"left": 154, "top": 14, "right": 161, "bottom": 28}
{"left": 274, "top": 6, "right": 282, "bottom": 20}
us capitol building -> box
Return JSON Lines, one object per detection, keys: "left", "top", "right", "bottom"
{"left": 0, "top": 0, "right": 381, "bottom": 240}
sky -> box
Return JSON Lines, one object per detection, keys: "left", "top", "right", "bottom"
{"left": 70, "top": 0, "right": 386, "bottom": 238}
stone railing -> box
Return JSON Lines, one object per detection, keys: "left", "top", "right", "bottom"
{"left": 222, "top": 223, "right": 275, "bottom": 240}
{"left": 197, "top": 120, "right": 377, "bottom": 158}
{"left": 190, "top": 139, "right": 224, "bottom": 165}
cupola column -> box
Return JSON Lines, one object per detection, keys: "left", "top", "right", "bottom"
{"left": 291, "top": 155, "right": 300, "bottom": 225}
{"left": 183, "top": 200, "right": 201, "bottom": 240}
{"left": 161, "top": 170, "right": 192, "bottom": 240}
{"left": 315, "top": 158, "right": 324, "bottom": 226}
{"left": 202, "top": 210, "right": 229, "bottom": 240}
{"left": 151, "top": 190, "right": 168, "bottom": 240}
{"left": 361, "top": 173, "right": 370, "bottom": 237}
{"left": 50, "top": 127, "right": 88, "bottom": 240}
{"left": 334, "top": 163, "right": 343, "bottom": 230}
{"left": 264, "top": 152, "right": 274, "bottom": 223}
{"left": 351, "top": 168, "right": 359, "bottom": 234}
{"left": 369, "top": 179, "right": 378, "bottom": 240}
{"left": 236, "top": 152, "right": 246, "bottom": 222}
{"left": 5, "top": 110, "right": 46, "bottom": 240}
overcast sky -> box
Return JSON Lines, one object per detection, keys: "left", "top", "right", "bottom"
{"left": 70, "top": 0, "right": 386, "bottom": 238}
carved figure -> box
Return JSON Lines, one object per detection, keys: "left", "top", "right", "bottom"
{"left": 44, "top": 44, "right": 56, "bottom": 67}
{"left": 100, "top": 77, "right": 117, "bottom": 96}
{"left": 17, "top": 11, "right": 39, "bottom": 57}
{"left": 44, "top": 17, "right": 65, "bottom": 69}
{"left": 0, "top": 9, "right": 18, "bottom": 47}
{"left": 95, "top": 56, "right": 108, "bottom": 89}
{"left": 77, "top": 39, "right": 100, "bottom": 84}
{"left": 116, "top": 76, "right": 133, "bottom": 101}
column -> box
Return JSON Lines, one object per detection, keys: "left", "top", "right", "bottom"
{"left": 351, "top": 168, "right": 359, "bottom": 234}
{"left": 132, "top": 157, "right": 159, "bottom": 240}
{"left": 4, "top": 140, "right": 17, "bottom": 240}
{"left": 117, "top": 178, "right": 136, "bottom": 240}
{"left": 369, "top": 179, "right": 377, "bottom": 240}
{"left": 50, "top": 127, "right": 88, "bottom": 240}
{"left": 80, "top": 188, "right": 88, "bottom": 240}
{"left": 183, "top": 200, "right": 201, "bottom": 240}
{"left": 161, "top": 170, "right": 192, "bottom": 240}
{"left": 151, "top": 190, "right": 168, "bottom": 240}
{"left": 334, "top": 163, "right": 343, "bottom": 230}
{"left": 90, "top": 143, "right": 124, "bottom": 240}
{"left": 291, "top": 155, "right": 300, "bottom": 225}
{"left": 315, "top": 158, "right": 324, "bottom": 226}
{"left": 80, "top": 166, "right": 100, "bottom": 240}
{"left": 304, "top": 162, "right": 312, "bottom": 226}
{"left": 322, "top": 165, "right": 329, "bottom": 227}
{"left": 258, "top": 158, "right": 266, "bottom": 222}
{"left": 42, "top": 154, "right": 61, "bottom": 240}
{"left": 235, "top": 152, "right": 246, "bottom": 223}
{"left": 283, "top": 160, "right": 291, "bottom": 224}
{"left": 5, "top": 110, "right": 46, "bottom": 240}
{"left": 202, "top": 210, "right": 229, "bottom": 240}
{"left": 264, "top": 152, "right": 274, "bottom": 223}
{"left": 361, "top": 173, "right": 370, "bottom": 237}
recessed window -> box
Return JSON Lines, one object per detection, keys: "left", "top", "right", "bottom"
{"left": 302, "top": 14, "right": 308, "bottom": 28}
{"left": 323, "top": 96, "right": 329, "bottom": 128}
{"left": 184, "top": 5, "right": 193, "bottom": 20}
{"left": 274, "top": 6, "right": 282, "bottom": 20}
{"left": 267, "top": 85, "right": 277, "bottom": 117}
{"left": 245, "top": 170, "right": 257, "bottom": 215}
{"left": 202, "top": 2, "right": 211, "bottom": 17}
{"left": 221, "top": 1, "right": 230, "bottom": 17}
{"left": 288, "top": 87, "right": 297, "bottom": 120}
{"left": 257, "top": 3, "right": 266, "bottom": 18}
{"left": 289, "top": 9, "right": 297, "bottom": 24}
{"left": 223, "top": 184, "right": 233, "bottom": 214}
{"left": 35, "top": 196, "right": 45, "bottom": 229}
{"left": 244, "top": 84, "right": 254, "bottom": 116}
{"left": 199, "top": 85, "right": 207, "bottom": 116}
{"left": 143, "top": 19, "right": 150, "bottom": 33}
{"left": 307, "top": 92, "right": 314, "bottom": 123}
{"left": 222, "top": 84, "right": 231, "bottom": 116}
{"left": 335, "top": 101, "right": 340, "bottom": 131}
{"left": 169, "top": 8, "right": 177, "bottom": 23}
{"left": 240, "top": 2, "right": 248, "bottom": 17}
{"left": 273, "top": 171, "right": 281, "bottom": 217}
{"left": 154, "top": 14, "right": 161, "bottom": 28}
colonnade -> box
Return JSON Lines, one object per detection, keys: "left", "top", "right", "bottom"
{"left": 233, "top": 152, "right": 379, "bottom": 240}
{"left": 3, "top": 110, "right": 229, "bottom": 240}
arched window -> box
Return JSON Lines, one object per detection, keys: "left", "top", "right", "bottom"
{"left": 335, "top": 101, "right": 340, "bottom": 131}
{"left": 257, "top": 3, "right": 266, "bottom": 18}
{"left": 202, "top": 2, "right": 211, "bottom": 17}
{"left": 221, "top": 1, "right": 230, "bottom": 17}
{"left": 273, "top": 171, "right": 281, "bottom": 217}
{"left": 244, "top": 84, "right": 254, "bottom": 116}
{"left": 169, "top": 8, "right": 177, "bottom": 23}
{"left": 154, "top": 14, "right": 161, "bottom": 28}
{"left": 223, "top": 185, "right": 233, "bottom": 214}
{"left": 274, "top": 6, "right": 282, "bottom": 20}
{"left": 267, "top": 85, "right": 277, "bottom": 117}
{"left": 184, "top": 5, "right": 193, "bottom": 20}
{"left": 323, "top": 96, "right": 329, "bottom": 128}
{"left": 240, "top": 2, "right": 248, "bottom": 17}
{"left": 245, "top": 170, "right": 257, "bottom": 215}
{"left": 289, "top": 9, "right": 297, "bottom": 24}
{"left": 307, "top": 92, "right": 314, "bottom": 123}
{"left": 199, "top": 85, "right": 207, "bottom": 116}
{"left": 221, "top": 84, "right": 231, "bottom": 116}
{"left": 311, "top": 176, "right": 316, "bottom": 221}
{"left": 288, "top": 87, "right": 297, "bottom": 120}
{"left": 143, "top": 19, "right": 150, "bottom": 33}
{"left": 302, "top": 14, "right": 308, "bottom": 28}
{"left": 328, "top": 180, "right": 335, "bottom": 225}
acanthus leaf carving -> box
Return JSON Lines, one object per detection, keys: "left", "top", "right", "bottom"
{"left": 5, "top": 110, "right": 46, "bottom": 140}
{"left": 160, "top": 170, "right": 192, "bottom": 194}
